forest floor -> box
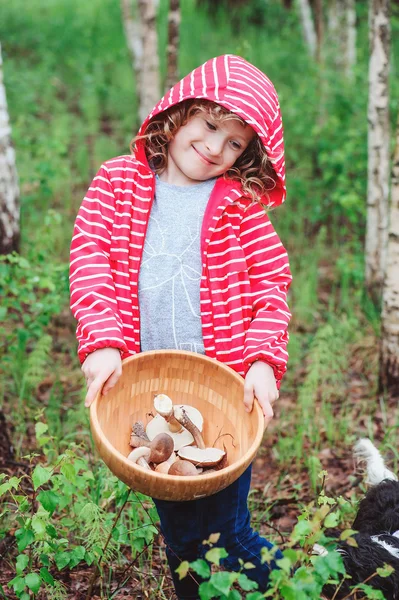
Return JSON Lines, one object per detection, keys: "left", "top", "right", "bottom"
{"left": 1, "top": 310, "right": 394, "bottom": 600}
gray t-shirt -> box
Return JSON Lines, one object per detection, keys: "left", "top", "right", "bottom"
{"left": 138, "top": 176, "right": 216, "bottom": 353}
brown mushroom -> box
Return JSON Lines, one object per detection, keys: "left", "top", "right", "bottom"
{"left": 129, "top": 432, "right": 174, "bottom": 464}
{"left": 168, "top": 459, "right": 199, "bottom": 477}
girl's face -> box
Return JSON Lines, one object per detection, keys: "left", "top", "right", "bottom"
{"left": 160, "top": 112, "right": 256, "bottom": 187}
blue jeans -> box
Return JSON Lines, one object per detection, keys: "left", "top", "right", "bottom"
{"left": 154, "top": 465, "right": 282, "bottom": 600}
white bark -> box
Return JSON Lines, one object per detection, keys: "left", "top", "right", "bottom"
{"left": 0, "top": 42, "right": 19, "bottom": 254}
{"left": 137, "top": 0, "right": 160, "bottom": 123}
{"left": 121, "top": 0, "right": 143, "bottom": 83}
{"left": 345, "top": 0, "right": 357, "bottom": 78}
{"left": 380, "top": 112, "right": 399, "bottom": 395}
{"left": 365, "top": 0, "right": 391, "bottom": 291}
{"left": 328, "top": 0, "right": 357, "bottom": 78}
{"left": 297, "top": 0, "right": 317, "bottom": 59}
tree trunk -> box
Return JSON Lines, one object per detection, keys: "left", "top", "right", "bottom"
{"left": 365, "top": 0, "right": 391, "bottom": 294}
{"left": 314, "top": 0, "right": 324, "bottom": 64}
{"left": 345, "top": 0, "right": 357, "bottom": 78}
{"left": 297, "top": 0, "right": 317, "bottom": 58}
{"left": 328, "top": 0, "right": 357, "bottom": 77}
{"left": 165, "top": 0, "right": 180, "bottom": 92}
{"left": 121, "top": 0, "right": 143, "bottom": 88}
{"left": 0, "top": 42, "right": 20, "bottom": 255}
{"left": 137, "top": 0, "right": 160, "bottom": 123}
{"left": 379, "top": 112, "right": 399, "bottom": 397}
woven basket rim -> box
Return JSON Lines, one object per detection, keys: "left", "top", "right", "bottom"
{"left": 90, "top": 350, "right": 265, "bottom": 486}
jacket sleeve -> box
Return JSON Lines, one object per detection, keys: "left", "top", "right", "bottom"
{"left": 240, "top": 203, "right": 292, "bottom": 385}
{"left": 69, "top": 164, "right": 129, "bottom": 364}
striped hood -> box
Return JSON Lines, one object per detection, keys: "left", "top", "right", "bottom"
{"left": 136, "top": 54, "right": 286, "bottom": 207}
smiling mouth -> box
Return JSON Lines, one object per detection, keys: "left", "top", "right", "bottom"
{"left": 192, "top": 145, "right": 216, "bottom": 165}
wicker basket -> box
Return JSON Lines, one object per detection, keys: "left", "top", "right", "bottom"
{"left": 90, "top": 350, "right": 264, "bottom": 501}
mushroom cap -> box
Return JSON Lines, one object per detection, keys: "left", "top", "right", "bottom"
{"left": 177, "top": 446, "right": 226, "bottom": 467}
{"left": 168, "top": 459, "right": 199, "bottom": 477}
{"left": 146, "top": 404, "right": 204, "bottom": 451}
{"left": 149, "top": 433, "right": 174, "bottom": 464}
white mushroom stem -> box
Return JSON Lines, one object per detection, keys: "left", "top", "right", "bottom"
{"left": 173, "top": 406, "right": 205, "bottom": 449}
{"left": 153, "top": 394, "right": 183, "bottom": 433}
{"left": 127, "top": 446, "right": 152, "bottom": 469}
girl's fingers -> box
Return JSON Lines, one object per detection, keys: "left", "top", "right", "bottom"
{"left": 85, "top": 375, "right": 104, "bottom": 408}
{"left": 102, "top": 369, "right": 121, "bottom": 396}
{"left": 243, "top": 385, "right": 255, "bottom": 412}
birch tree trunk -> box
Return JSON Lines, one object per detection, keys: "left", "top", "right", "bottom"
{"left": 314, "top": 0, "right": 324, "bottom": 64}
{"left": 328, "top": 0, "right": 356, "bottom": 77}
{"left": 379, "top": 112, "right": 399, "bottom": 396}
{"left": 297, "top": 0, "right": 317, "bottom": 59}
{"left": 137, "top": 0, "right": 160, "bottom": 123}
{"left": 0, "top": 43, "right": 20, "bottom": 255}
{"left": 165, "top": 0, "right": 180, "bottom": 92}
{"left": 121, "top": 0, "right": 143, "bottom": 88}
{"left": 365, "top": 0, "right": 391, "bottom": 292}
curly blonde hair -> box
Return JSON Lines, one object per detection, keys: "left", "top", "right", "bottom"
{"left": 131, "top": 99, "right": 277, "bottom": 204}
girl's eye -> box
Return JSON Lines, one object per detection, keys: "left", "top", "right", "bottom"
{"left": 230, "top": 141, "right": 241, "bottom": 150}
{"left": 205, "top": 120, "right": 217, "bottom": 131}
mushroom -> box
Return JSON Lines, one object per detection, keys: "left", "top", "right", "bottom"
{"left": 177, "top": 446, "right": 226, "bottom": 467}
{"left": 155, "top": 453, "right": 178, "bottom": 474}
{"left": 168, "top": 459, "right": 199, "bottom": 477}
{"left": 129, "top": 432, "right": 174, "bottom": 464}
{"left": 153, "top": 394, "right": 183, "bottom": 433}
{"left": 131, "top": 421, "right": 149, "bottom": 440}
{"left": 173, "top": 405, "right": 205, "bottom": 449}
{"left": 146, "top": 399, "right": 204, "bottom": 451}
{"left": 127, "top": 446, "right": 152, "bottom": 469}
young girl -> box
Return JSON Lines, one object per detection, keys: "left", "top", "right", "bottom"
{"left": 70, "top": 54, "right": 291, "bottom": 598}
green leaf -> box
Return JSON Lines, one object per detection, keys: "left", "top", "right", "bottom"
{"left": 46, "top": 523, "right": 58, "bottom": 538}
{"left": 60, "top": 463, "right": 76, "bottom": 483}
{"left": 38, "top": 490, "right": 59, "bottom": 515}
{"left": 210, "top": 571, "right": 238, "bottom": 595}
{"left": 276, "top": 556, "right": 292, "bottom": 573}
{"left": 35, "top": 422, "right": 48, "bottom": 439}
{"left": 238, "top": 573, "right": 258, "bottom": 591}
{"left": 175, "top": 560, "right": 190, "bottom": 581}
{"left": 9, "top": 575, "right": 26, "bottom": 595}
{"left": 55, "top": 551, "right": 71, "bottom": 570}
{"left": 205, "top": 547, "right": 228, "bottom": 566}
{"left": 32, "top": 515, "right": 47, "bottom": 536}
{"left": 16, "top": 554, "right": 29, "bottom": 575}
{"left": 40, "top": 553, "right": 50, "bottom": 567}
{"left": 0, "top": 476, "right": 21, "bottom": 497}
{"left": 15, "top": 528, "right": 35, "bottom": 552}
{"left": 227, "top": 590, "right": 241, "bottom": 600}
{"left": 376, "top": 564, "right": 394, "bottom": 578}
{"left": 190, "top": 559, "right": 210, "bottom": 579}
{"left": 32, "top": 465, "right": 52, "bottom": 490}
{"left": 356, "top": 584, "right": 386, "bottom": 599}
{"left": 247, "top": 594, "right": 265, "bottom": 600}
{"left": 324, "top": 512, "right": 339, "bottom": 528}
{"left": 340, "top": 528, "right": 358, "bottom": 541}
{"left": 25, "top": 572, "right": 42, "bottom": 594}
{"left": 198, "top": 581, "right": 218, "bottom": 599}
{"left": 69, "top": 546, "right": 86, "bottom": 568}
{"left": 40, "top": 567, "right": 54, "bottom": 585}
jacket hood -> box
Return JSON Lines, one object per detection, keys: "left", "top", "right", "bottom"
{"left": 136, "top": 54, "right": 286, "bottom": 207}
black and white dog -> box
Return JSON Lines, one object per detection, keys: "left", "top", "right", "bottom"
{"left": 322, "top": 439, "right": 399, "bottom": 599}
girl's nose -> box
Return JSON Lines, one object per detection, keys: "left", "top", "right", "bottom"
{"left": 206, "top": 134, "right": 224, "bottom": 156}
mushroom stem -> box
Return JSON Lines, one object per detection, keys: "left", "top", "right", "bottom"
{"left": 154, "top": 394, "right": 183, "bottom": 433}
{"left": 129, "top": 431, "right": 174, "bottom": 464}
{"left": 173, "top": 406, "right": 206, "bottom": 449}
{"left": 127, "top": 446, "right": 152, "bottom": 469}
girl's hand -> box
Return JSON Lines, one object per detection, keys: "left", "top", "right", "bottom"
{"left": 82, "top": 347, "right": 122, "bottom": 408}
{"left": 244, "top": 361, "right": 279, "bottom": 426}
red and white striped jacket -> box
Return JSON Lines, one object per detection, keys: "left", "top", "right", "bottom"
{"left": 70, "top": 55, "right": 292, "bottom": 384}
